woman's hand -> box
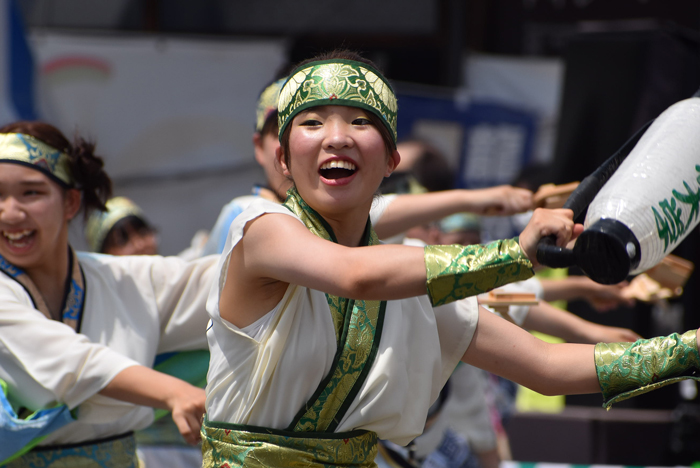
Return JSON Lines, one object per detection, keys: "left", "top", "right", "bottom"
{"left": 581, "top": 324, "right": 641, "bottom": 344}
{"left": 586, "top": 281, "right": 636, "bottom": 312}
{"left": 99, "top": 365, "right": 206, "bottom": 445}
{"left": 165, "top": 381, "right": 206, "bottom": 445}
{"left": 472, "top": 185, "right": 534, "bottom": 216}
{"left": 518, "top": 208, "right": 583, "bottom": 267}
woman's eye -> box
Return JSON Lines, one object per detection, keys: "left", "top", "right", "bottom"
{"left": 24, "top": 190, "right": 40, "bottom": 196}
{"left": 353, "top": 118, "right": 372, "bottom": 126}
{"left": 300, "top": 119, "right": 321, "bottom": 126}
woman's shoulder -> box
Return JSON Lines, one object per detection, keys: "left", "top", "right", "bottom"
{"left": 245, "top": 197, "right": 299, "bottom": 218}
{"left": 228, "top": 198, "right": 302, "bottom": 239}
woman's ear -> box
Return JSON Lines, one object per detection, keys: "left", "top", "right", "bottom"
{"left": 276, "top": 145, "right": 291, "bottom": 177}
{"left": 385, "top": 149, "right": 401, "bottom": 177}
{"left": 63, "top": 189, "right": 82, "bottom": 221}
{"left": 253, "top": 133, "right": 265, "bottom": 166}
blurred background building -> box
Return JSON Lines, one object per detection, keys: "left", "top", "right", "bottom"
{"left": 2, "top": 0, "right": 700, "bottom": 465}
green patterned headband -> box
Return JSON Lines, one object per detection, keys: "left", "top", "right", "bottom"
{"left": 0, "top": 133, "right": 73, "bottom": 187}
{"left": 277, "top": 59, "right": 398, "bottom": 146}
{"left": 84, "top": 196, "right": 146, "bottom": 252}
{"left": 255, "top": 78, "right": 286, "bottom": 133}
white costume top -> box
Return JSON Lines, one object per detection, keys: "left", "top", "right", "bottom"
{"left": 205, "top": 199, "right": 479, "bottom": 446}
{"left": 0, "top": 252, "right": 218, "bottom": 445}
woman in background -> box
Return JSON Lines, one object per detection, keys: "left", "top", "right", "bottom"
{"left": 85, "top": 196, "right": 158, "bottom": 256}
{"left": 0, "top": 121, "right": 215, "bottom": 467}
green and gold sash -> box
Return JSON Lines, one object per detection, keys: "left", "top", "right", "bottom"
{"left": 202, "top": 419, "right": 377, "bottom": 468}
{"left": 282, "top": 187, "right": 386, "bottom": 433}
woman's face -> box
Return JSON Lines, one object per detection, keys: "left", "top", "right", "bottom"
{"left": 103, "top": 226, "right": 159, "bottom": 256}
{"left": 278, "top": 105, "right": 399, "bottom": 215}
{"left": 253, "top": 127, "right": 290, "bottom": 199}
{"left": 0, "top": 164, "right": 79, "bottom": 270}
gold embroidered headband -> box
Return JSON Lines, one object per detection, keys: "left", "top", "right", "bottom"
{"left": 277, "top": 59, "right": 398, "bottom": 146}
{"left": 0, "top": 133, "right": 72, "bottom": 187}
{"left": 255, "top": 78, "right": 286, "bottom": 133}
{"left": 85, "top": 196, "right": 146, "bottom": 252}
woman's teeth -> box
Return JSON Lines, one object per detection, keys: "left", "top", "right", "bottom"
{"left": 3, "top": 230, "right": 34, "bottom": 246}
{"left": 320, "top": 160, "right": 356, "bottom": 171}
{"left": 319, "top": 160, "right": 357, "bottom": 180}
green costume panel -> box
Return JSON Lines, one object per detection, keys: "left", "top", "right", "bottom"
{"left": 202, "top": 420, "right": 378, "bottom": 468}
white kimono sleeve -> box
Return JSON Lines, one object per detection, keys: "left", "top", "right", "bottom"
{"left": 0, "top": 280, "right": 140, "bottom": 411}
{"left": 145, "top": 254, "right": 219, "bottom": 354}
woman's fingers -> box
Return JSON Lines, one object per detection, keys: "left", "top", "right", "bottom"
{"left": 171, "top": 403, "right": 204, "bottom": 445}
{"left": 519, "top": 208, "right": 581, "bottom": 266}
{"left": 167, "top": 384, "right": 205, "bottom": 445}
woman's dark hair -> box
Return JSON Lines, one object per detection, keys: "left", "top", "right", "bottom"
{"left": 0, "top": 121, "right": 112, "bottom": 218}
{"left": 279, "top": 50, "right": 395, "bottom": 174}
{"left": 403, "top": 138, "right": 456, "bottom": 192}
{"left": 101, "top": 215, "right": 155, "bottom": 253}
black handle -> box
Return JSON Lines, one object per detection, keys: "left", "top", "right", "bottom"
{"left": 535, "top": 119, "right": 653, "bottom": 268}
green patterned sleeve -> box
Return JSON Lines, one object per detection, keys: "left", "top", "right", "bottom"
{"left": 425, "top": 237, "right": 534, "bottom": 307}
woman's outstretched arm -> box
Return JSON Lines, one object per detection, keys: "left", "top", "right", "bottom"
{"left": 221, "top": 207, "right": 577, "bottom": 328}
{"left": 464, "top": 307, "right": 700, "bottom": 403}
{"left": 522, "top": 300, "right": 641, "bottom": 344}
{"left": 374, "top": 186, "right": 533, "bottom": 239}
{"left": 463, "top": 307, "right": 600, "bottom": 396}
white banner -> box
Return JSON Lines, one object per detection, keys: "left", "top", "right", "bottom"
{"left": 29, "top": 32, "right": 286, "bottom": 254}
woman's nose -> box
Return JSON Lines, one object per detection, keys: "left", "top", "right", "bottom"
{"left": 0, "top": 197, "right": 26, "bottom": 223}
{"left": 323, "top": 120, "right": 354, "bottom": 150}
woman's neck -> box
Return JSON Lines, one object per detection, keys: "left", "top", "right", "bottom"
{"left": 318, "top": 204, "right": 372, "bottom": 247}
{"left": 25, "top": 246, "right": 70, "bottom": 320}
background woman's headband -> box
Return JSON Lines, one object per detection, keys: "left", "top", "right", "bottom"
{"left": 85, "top": 196, "right": 146, "bottom": 252}
{"left": 277, "top": 59, "right": 398, "bottom": 146}
{"left": 0, "top": 133, "right": 73, "bottom": 187}
{"left": 255, "top": 78, "right": 286, "bottom": 133}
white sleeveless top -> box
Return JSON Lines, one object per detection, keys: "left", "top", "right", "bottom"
{"left": 205, "top": 198, "right": 478, "bottom": 445}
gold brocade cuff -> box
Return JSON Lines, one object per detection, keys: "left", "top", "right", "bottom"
{"left": 595, "top": 329, "right": 700, "bottom": 410}
{"left": 425, "top": 238, "right": 534, "bottom": 307}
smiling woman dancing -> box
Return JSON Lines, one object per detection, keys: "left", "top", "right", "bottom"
{"left": 0, "top": 122, "right": 216, "bottom": 467}
{"left": 201, "top": 51, "right": 700, "bottom": 468}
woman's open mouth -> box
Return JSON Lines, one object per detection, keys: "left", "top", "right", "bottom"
{"left": 319, "top": 160, "right": 357, "bottom": 183}
{"left": 1, "top": 229, "right": 37, "bottom": 253}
